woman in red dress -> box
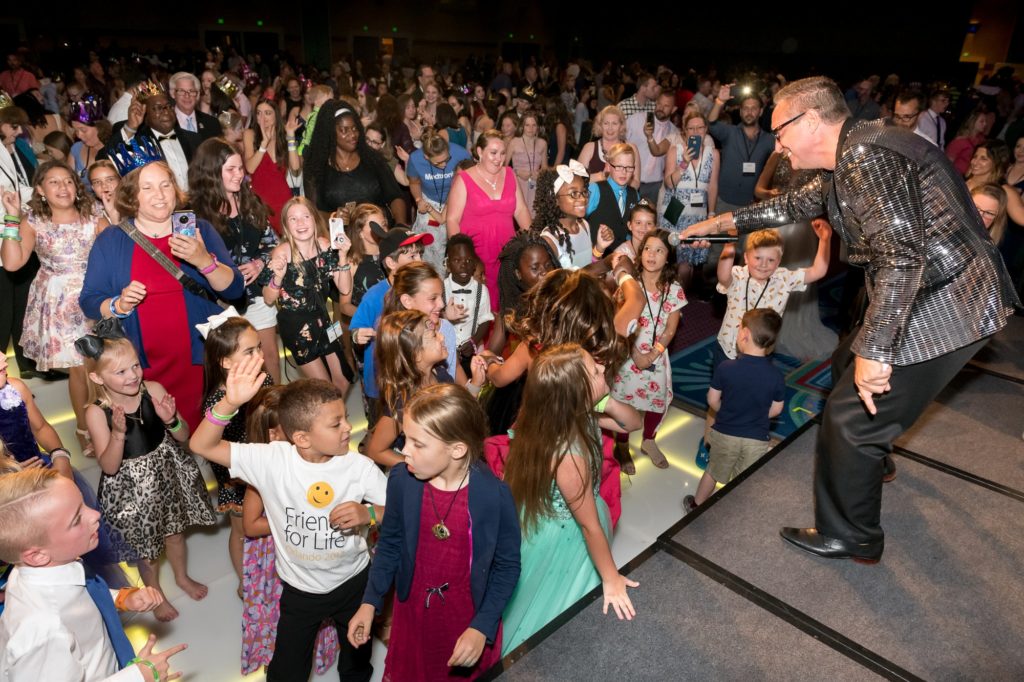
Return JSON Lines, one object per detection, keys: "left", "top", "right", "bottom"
{"left": 244, "top": 98, "right": 300, "bottom": 234}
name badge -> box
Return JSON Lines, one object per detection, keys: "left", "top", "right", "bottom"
{"left": 742, "top": 162, "right": 756, "bottom": 175}
{"left": 689, "top": 193, "right": 704, "bottom": 207}
{"left": 326, "top": 321, "right": 343, "bottom": 343}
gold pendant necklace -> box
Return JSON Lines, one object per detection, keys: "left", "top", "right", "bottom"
{"left": 428, "top": 467, "right": 469, "bottom": 541}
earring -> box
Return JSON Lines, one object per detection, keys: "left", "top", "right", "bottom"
{"left": 40, "top": 195, "right": 47, "bottom": 203}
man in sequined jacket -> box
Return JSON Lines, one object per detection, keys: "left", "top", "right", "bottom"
{"left": 682, "top": 76, "right": 1019, "bottom": 563}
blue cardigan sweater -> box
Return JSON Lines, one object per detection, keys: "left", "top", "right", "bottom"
{"left": 79, "top": 218, "right": 244, "bottom": 367}
{"left": 362, "top": 461, "right": 521, "bottom": 643}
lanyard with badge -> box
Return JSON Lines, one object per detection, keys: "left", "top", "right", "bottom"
{"left": 745, "top": 275, "right": 772, "bottom": 311}
{"left": 742, "top": 128, "right": 760, "bottom": 176}
{"left": 641, "top": 282, "right": 668, "bottom": 370}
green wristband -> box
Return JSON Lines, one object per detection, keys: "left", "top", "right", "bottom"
{"left": 366, "top": 503, "right": 377, "bottom": 527}
{"left": 129, "top": 657, "right": 159, "bottom": 681}
{"left": 166, "top": 417, "right": 184, "bottom": 432}
{"left": 210, "top": 406, "right": 239, "bottom": 422}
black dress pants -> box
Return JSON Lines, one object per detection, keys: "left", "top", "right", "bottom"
{"left": 0, "top": 253, "right": 39, "bottom": 371}
{"left": 815, "top": 328, "right": 987, "bottom": 544}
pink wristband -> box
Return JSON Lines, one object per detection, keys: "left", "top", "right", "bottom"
{"left": 204, "top": 409, "right": 231, "bottom": 427}
{"left": 199, "top": 254, "right": 219, "bottom": 275}
{"left": 269, "top": 278, "right": 282, "bottom": 290}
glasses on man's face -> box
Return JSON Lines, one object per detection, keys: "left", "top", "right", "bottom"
{"left": 609, "top": 164, "right": 635, "bottom": 173}
{"left": 891, "top": 113, "right": 919, "bottom": 123}
{"left": 176, "top": 89, "right": 198, "bottom": 97}
{"left": 558, "top": 189, "right": 590, "bottom": 200}
{"left": 771, "top": 110, "right": 807, "bottom": 138}
{"left": 366, "top": 137, "right": 384, "bottom": 148}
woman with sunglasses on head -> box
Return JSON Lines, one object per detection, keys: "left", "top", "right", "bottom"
{"left": 407, "top": 127, "right": 472, "bottom": 273}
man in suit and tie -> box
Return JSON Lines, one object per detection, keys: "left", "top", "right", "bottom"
{"left": 108, "top": 90, "right": 201, "bottom": 190}
{"left": 170, "top": 72, "right": 220, "bottom": 142}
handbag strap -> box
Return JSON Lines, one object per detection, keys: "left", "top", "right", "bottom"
{"left": 117, "top": 220, "right": 216, "bottom": 302}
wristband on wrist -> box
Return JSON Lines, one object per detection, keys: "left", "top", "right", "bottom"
{"left": 48, "top": 447, "right": 71, "bottom": 460}
{"left": 269, "top": 277, "right": 282, "bottom": 289}
{"left": 366, "top": 503, "right": 377, "bottom": 527}
{"left": 109, "top": 296, "right": 132, "bottom": 319}
{"left": 3, "top": 214, "right": 18, "bottom": 222}
{"left": 465, "top": 380, "right": 482, "bottom": 397}
{"left": 205, "top": 409, "right": 232, "bottom": 427}
{"left": 1, "top": 227, "right": 21, "bottom": 241}
{"left": 129, "top": 657, "right": 159, "bottom": 682}
{"left": 616, "top": 272, "right": 635, "bottom": 287}
{"left": 338, "top": 264, "right": 352, "bottom": 271}
{"left": 165, "top": 416, "right": 183, "bottom": 432}
{"left": 210, "top": 406, "right": 239, "bottom": 422}
{"left": 198, "top": 254, "right": 219, "bottom": 275}
{"left": 654, "top": 341, "right": 666, "bottom": 355}
{"left": 114, "top": 587, "right": 141, "bottom": 611}
{"left": 593, "top": 394, "right": 612, "bottom": 414}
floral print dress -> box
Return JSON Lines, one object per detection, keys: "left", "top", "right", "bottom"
{"left": 611, "top": 282, "right": 687, "bottom": 413}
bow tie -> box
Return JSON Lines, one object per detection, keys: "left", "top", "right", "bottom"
{"left": 155, "top": 132, "right": 177, "bottom": 141}
{"left": 451, "top": 288, "right": 473, "bottom": 295}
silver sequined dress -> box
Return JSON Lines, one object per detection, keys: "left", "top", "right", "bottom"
{"left": 732, "top": 119, "right": 1019, "bottom": 366}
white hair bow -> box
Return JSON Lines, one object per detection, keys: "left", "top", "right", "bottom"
{"left": 554, "top": 159, "right": 589, "bottom": 193}
{"left": 195, "top": 306, "right": 242, "bottom": 339}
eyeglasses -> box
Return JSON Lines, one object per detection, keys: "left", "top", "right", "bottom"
{"left": 175, "top": 89, "right": 198, "bottom": 97}
{"left": 977, "top": 208, "right": 998, "bottom": 220}
{"left": 366, "top": 137, "right": 385, "bottom": 147}
{"left": 771, "top": 110, "right": 807, "bottom": 138}
{"left": 558, "top": 189, "right": 590, "bottom": 200}
{"left": 91, "top": 176, "right": 119, "bottom": 188}
{"left": 891, "top": 113, "right": 920, "bottom": 123}
{"left": 609, "top": 164, "right": 635, "bottom": 172}
{"left": 429, "top": 154, "right": 451, "bottom": 168}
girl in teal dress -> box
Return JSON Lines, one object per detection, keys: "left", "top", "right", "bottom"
{"left": 501, "top": 343, "right": 641, "bottom": 655}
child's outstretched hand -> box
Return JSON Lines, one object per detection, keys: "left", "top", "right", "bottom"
{"left": 111, "top": 405, "right": 128, "bottom": 434}
{"left": 448, "top": 627, "right": 486, "bottom": 668}
{"left": 596, "top": 224, "right": 614, "bottom": 253}
{"left": 602, "top": 572, "right": 639, "bottom": 621}
{"left": 224, "top": 353, "right": 267, "bottom": 410}
{"left": 122, "top": 586, "right": 165, "bottom": 612}
{"left": 132, "top": 634, "right": 187, "bottom": 682}
{"left": 347, "top": 603, "right": 376, "bottom": 648}
{"left": 811, "top": 217, "right": 832, "bottom": 241}
{"left": 153, "top": 392, "right": 177, "bottom": 424}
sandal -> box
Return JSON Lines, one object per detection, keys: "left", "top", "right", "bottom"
{"left": 614, "top": 441, "right": 636, "bottom": 476}
{"left": 76, "top": 428, "right": 95, "bottom": 458}
{"left": 641, "top": 439, "right": 670, "bottom": 469}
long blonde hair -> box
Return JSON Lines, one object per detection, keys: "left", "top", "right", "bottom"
{"left": 503, "top": 344, "right": 602, "bottom": 535}
{"left": 279, "top": 196, "right": 328, "bottom": 265}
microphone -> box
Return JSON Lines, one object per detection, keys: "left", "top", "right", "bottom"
{"left": 667, "top": 232, "right": 737, "bottom": 244}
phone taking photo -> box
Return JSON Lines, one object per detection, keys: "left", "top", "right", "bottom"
{"left": 172, "top": 211, "right": 197, "bottom": 238}
{"left": 646, "top": 112, "right": 654, "bottom": 127}
{"left": 329, "top": 216, "right": 348, "bottom": 249}
{"left": 687, "top": 135, "right": 702, "bottom": 158}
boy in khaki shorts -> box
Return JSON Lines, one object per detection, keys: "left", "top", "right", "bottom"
{"left": 685, "top": 308, "right": 785, "bottom": 513}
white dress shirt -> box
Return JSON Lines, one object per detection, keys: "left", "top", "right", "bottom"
{"left": 174, "top": 107, "right": 197, "bottom": 133}
{"left": 119, "top": 127, "right": 190, "bottom": 191}
{"left": 625, "top": 111, "right": 677, "bottom": 184}
{"left": 0, "top": 562, "right": 142, "bottom": 682}
{"left": 915, "top": 110, "right": 945, "bottom": 149}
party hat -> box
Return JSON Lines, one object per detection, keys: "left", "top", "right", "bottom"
{"left": 110, "top": 135, "right": 165, "bottom": 176}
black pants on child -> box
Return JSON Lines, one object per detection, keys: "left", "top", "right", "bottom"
{"left": 267, "top": 566, "right": 371, "bottom": 682}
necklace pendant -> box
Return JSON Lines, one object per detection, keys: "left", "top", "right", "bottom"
{"left": 432, "top": 522, "right": 451, "bottom": 541}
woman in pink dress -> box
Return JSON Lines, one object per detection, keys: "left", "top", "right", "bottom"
{"left": 446, "top": 130, "right": 532, "bottom": 311}
{"left": 244, "top": 98, "right": 300, "bottom": 234}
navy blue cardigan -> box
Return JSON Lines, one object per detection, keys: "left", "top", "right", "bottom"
{"left": 363, "top": 461, "right": 521, "bottom": 643}
{"left": 79, "top": 218, "right": 244, "bottom": 367}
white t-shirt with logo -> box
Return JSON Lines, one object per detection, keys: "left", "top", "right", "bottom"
{"left": 230, "top": 442, "right": 388, "bottom": 594}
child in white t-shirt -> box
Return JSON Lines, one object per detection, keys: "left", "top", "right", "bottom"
{"left": 190, "top": 360, "right": 387, "bottom": 682}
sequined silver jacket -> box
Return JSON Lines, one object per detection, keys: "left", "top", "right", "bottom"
{"left": 733, "top": 119, "right": 1019, "bottom": 365}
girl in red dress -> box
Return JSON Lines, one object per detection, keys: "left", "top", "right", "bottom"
{"left": 347, "top": 383, "right": 521, "bottom": 681}
{"left": 244, "top": 98, "right": 301, "bottom": 234}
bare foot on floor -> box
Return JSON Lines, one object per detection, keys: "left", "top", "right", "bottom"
{"left": 154, "top": 600, "right": 179, "bottom": 622}
{"left": 176, "top": 576, "right": 208, "bottom": 601}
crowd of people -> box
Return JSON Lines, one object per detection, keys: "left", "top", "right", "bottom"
{"left": 0, "top": 43, "right": 1021, "bottom": 681}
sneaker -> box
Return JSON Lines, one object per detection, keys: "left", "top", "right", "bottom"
{"left": 695, "top": 438, "right": 710, "bottom": 470}
{"left": 641, "top": 439, "right": 669, "bottom": 469}
{"left": 683, "top": 494, "right": 698, "bottom": 513}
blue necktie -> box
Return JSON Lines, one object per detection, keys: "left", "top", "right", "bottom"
{"left": 83, "top": 566, "right": 135, "bottom": 668}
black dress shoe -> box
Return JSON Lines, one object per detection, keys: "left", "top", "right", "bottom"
{"left": 882, "top": 455, "right": 897, "bottom": 483}
{"left": 779, "top": 527, "right": 883, "bottom": 564}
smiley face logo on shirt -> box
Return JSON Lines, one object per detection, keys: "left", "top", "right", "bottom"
{"left": 306, "top": 482, "right": 335, "bottom": 509}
